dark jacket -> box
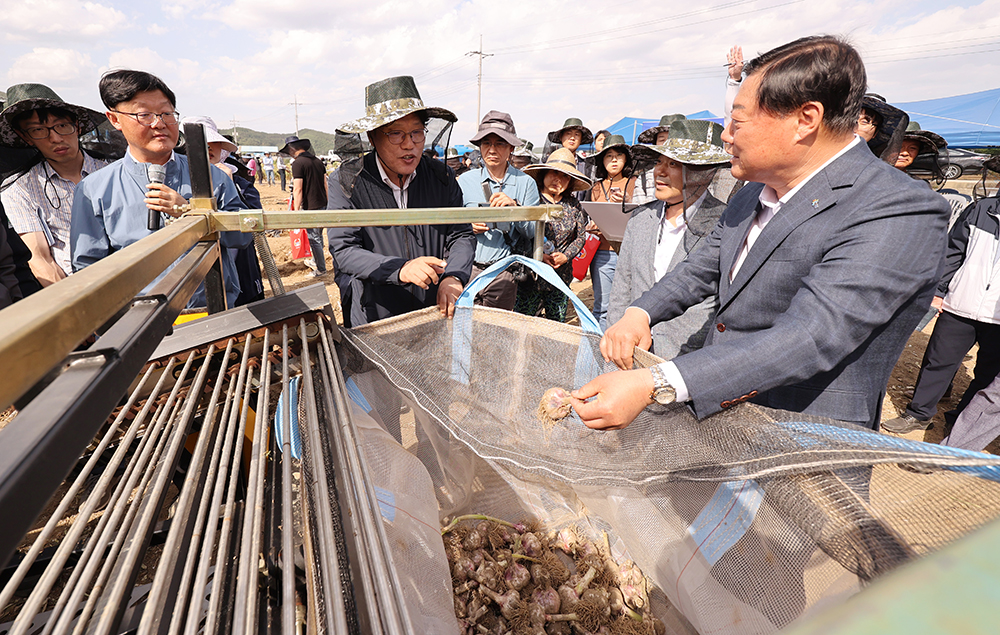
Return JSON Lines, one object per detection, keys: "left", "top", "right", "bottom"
{"left": 0, "top": 199, "right": 40, "bottom": 300}
{"left": 327, "top": 151, "right": 476, "bottom": 327}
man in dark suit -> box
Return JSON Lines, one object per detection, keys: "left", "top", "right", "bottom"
{"left": 573, "top": 35, "right": 950, "bottom": 430}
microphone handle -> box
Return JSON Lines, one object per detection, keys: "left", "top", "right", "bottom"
{"left": 148, "top": 205, "right": 159, "bottom": 231}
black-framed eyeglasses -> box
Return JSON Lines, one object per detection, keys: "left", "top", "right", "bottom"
{"left": 382, "top": 128, "right": 426, "bottom": 145}
{"left": 111, "top": 110, "right": 181, "bottom": 126}
{"left": 21, "top": 122, "right": 77, "bottom": 140}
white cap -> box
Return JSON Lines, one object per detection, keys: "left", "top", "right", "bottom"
{"left": 180, "top": 115, "right": 238, "bottom": 153}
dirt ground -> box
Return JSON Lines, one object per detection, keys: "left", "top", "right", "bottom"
{"left": 252, "top": 179, "right": 989, "bottom": 453}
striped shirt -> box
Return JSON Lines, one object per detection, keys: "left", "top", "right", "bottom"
{"left": 1, "top": 153, "right": 108, "bottom": 275}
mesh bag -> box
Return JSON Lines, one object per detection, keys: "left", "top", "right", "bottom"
{"left": 337, "top": 258, "right": 1000, "bottom": 634}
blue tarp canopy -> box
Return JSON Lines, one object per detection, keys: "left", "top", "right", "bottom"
{"left": 896, "top": 87, "right": 1000, "bottom": 148}
{"left": 605, "top": 111, "right": 724, "bottom": 145}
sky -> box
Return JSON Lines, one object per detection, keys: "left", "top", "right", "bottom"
{"left": 3, "top": 0, "right": 1000, "bottom": 147}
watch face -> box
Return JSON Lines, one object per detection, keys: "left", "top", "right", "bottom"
{"left": 653, "top": 385, "right": 676, "bottom": 405}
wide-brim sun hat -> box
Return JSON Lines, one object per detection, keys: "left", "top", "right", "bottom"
{"left": 180, "top": 115, "right": 238, "bottom": 153}
{"left": 469, "top": 110, "right": 521, "bottom": 147}
{"left": 0, "top": 83, "right": 105, "bottom": 148}
{"left": 338, "top": 75, "right": 456, "bottom": 134}
{"left": 636, "top": 113, "right": 687, "bottom": 145}
{"left": 546, "top": 117, "right": 594, "bottom": 145}
{"left": 586, "top": 134, "right": 632, "bottom": 166}
{"left": 279, "top": 135, "right": 311, "bottom": 156}
{"left": 903, "top": 121, "right": 947, "bottom": 155}
{"left": 631, "top": 119, "right": 731, "bottom": 167}
{"left": 522, "top": 147, "right": 593, "bottom": 193}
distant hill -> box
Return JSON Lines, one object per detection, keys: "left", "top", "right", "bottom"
{"left": 219, "top": 127, "right": 339, "bottom": 156}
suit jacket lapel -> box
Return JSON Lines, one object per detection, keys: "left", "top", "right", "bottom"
{"left": 719, "top": 189, "right": 762, "bottom": 301}
{"left": 721, "top": 166, "right": 843, "bottom": 310}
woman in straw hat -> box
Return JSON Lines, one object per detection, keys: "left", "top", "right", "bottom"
{"left": 586, "top": 134, "right": 635, "bottom": 328}
{"left": 516, "top": 147, "right": 592, "bottom": 322}
{"left": 326, "top": 75, "right": 475, "bottom": 327}
{"left": 608, "top": 119, "right": 730, "bottom": 359}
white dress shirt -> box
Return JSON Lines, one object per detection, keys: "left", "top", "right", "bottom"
{"left": 375, "top": 157, "right": 415, "bottom": 209}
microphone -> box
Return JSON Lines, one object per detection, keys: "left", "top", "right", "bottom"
{"left": 147, "top": 164, "right": 167, "bottom": 231}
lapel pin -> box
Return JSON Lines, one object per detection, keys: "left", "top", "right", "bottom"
{"left": 811, "top": 199, "right": 820, "bottom": 209}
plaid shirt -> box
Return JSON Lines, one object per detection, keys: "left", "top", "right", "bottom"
{"left": 1, "top": 153, "right": 107, "bottom": 275}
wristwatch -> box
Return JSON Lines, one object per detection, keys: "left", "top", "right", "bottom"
{"left": 649, "top": 365, "right": 677, "bottom": 405}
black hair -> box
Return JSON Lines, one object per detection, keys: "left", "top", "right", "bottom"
{"left": 746, "top": 35, "right": 865, "bottom": 136}
{"left": 99, "top": 69, "right": 176, "bottom": 109}
{"left": 13, "top": 106, "right": 77, "bottom": 129}
{"left": 593, "top": 146, "right": 633, "bottom": 181}
{"left": 861, "top": 106, "right": 883, "bottom": 129}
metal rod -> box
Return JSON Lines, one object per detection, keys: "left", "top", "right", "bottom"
{"left": 216, "top": 204, "right": 562, "bottom": 233}
{"left": 190, "top": 335, "right": 255, "bottom": 635}
{"left": 254, "top": 233, "right": 285, "bottom": 295}
{"left": 298, "top": 318, "right": 349, "bottom": 634}
{"left": 168, "top": 342, "right": 243, "bottom": 635}
{"left": 318, "top": 320, "right": 413, "bottom": 634}
{"left": 280, "top": 325, "right": 295, "bottom": 635}
{"left": 534, "top": 217, "right": 545, "bottom": 260}
{"left": 68, "top": 394, "right": 187, "bottom": 635}
{"left": 0, "top": 363, "right": 156, "bottom": 610}
{"left": 92, "top": 342, "right": 220, "bottom": 635}
{"left": 233, "top": 329, "right": 273, "bottom": 635}
{"left": 137, "top": 342, "right": 229, "bottom": 635}
{"left": 183, "top": 123, "right": 214, "bottom": 201}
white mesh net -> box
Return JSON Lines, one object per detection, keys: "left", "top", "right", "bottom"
{"left": 337, "top": 305, "right": 1000, "bottom": 634}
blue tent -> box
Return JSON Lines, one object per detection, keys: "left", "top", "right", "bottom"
{"left": 605, "top": 111, "right": 725, "bottom": 145}
{"left": 896, "top": 87, "right": 1000, "bottom": 148}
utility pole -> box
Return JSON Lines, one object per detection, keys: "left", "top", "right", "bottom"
{"left": 466, "top": 35, "right": 493, "bottom": 125}
{"left": 230, "top": 116, "right": 239, "bottom": 145}
{"left": 290, "top": 95, "right": 300, "bottom": 135}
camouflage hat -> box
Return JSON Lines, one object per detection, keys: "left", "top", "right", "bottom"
{"left": 512, "top": 140, "right": 533, "bottom": 157}
{"left": 522, "top": 147, "right": 593, "bottom": 193}
{"left": 338, "top": 75, "right": 456, "bottom": 134}
{"left": 636, "top": 114, "right": 687, "bottom": 145}
{"left": 631, "top": 119, "right": 731, "bottom": 167}
{"left": 446, "top": 147, "right": 460, "bottom": 159}
{"left": 546, "top": 118, "right": 594, "bottom": 145}
{"left": 903, "top": 121, "right": 947, "bottom": 156}
{"left": 0, "top": 83, "right": 104, "bottom": 148}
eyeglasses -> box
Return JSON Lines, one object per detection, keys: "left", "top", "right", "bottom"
{"left": 381, "top": 128, "right": 426, "bottom": 145}
{"left": 857, "top": 115, "right": 876, "bottom": 128}
{"left": 20, "top": 122, "right": 77, "bottom": 140}
{"left": 111, "top": 110, "right": 181, "bottom": 126}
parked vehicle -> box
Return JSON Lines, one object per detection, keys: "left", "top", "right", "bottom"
{"left": 910, "top": 148, "right": 989, "bottom": 179}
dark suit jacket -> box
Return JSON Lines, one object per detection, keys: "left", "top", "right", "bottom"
{"left": 633, "top": 141, "right": 951, "bottom": 427}
{"left": 608, "top": 193, "right": 726, "bottom": 359}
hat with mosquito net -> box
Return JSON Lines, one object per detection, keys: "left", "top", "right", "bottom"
{"left": 337, "top": 76, "right": 456, "bottom": 134}
{"left": 0, "top": 83, "right": 105, "bottom": 148}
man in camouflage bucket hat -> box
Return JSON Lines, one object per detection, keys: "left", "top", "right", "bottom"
{"left": 0, "top": 83, "right": 109, "bottom": 287}
{"left": 327, "top": 75, "right": 475, "bottom": 327}
{"left": 607, "top": 120, "right": 730, "bottom": 359}
{"left": 633, "top": 114, "right": 688, "bottom": 204}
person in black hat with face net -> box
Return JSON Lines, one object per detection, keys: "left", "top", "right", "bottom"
{"left": 326, "top": 75, "right": 475, "bottom": 327}
{"left": 894, "top": 121, "right": 948, "bottom": 184}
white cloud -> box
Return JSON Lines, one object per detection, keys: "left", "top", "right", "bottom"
{"left": 7, "top": 48, "right": 97, "bottom": 87}
{"left": 5, "top": 0, "right": 992, "bottom": 145}
{"left": 4, "top": 0, "right": 128, "bottom": 40}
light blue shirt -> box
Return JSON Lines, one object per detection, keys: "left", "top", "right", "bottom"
{"left": 457, "top": 165, "right": 539, "bottom": 264}
{"left": 71, "top": 150, "right": 252, "bottom": 308}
